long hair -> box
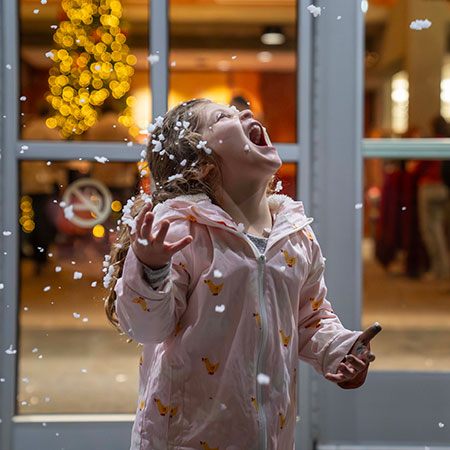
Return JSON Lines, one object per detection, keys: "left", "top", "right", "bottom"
{"left": 103, "top": 99, "right": 278, "bottom": 340}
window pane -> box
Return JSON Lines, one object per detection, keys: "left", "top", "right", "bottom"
{"left": 364, "top": 0, "right": 450, "bottom": 138}
{"left": 169, "top": 0, "right": 297, "bottom": 143}
{"left": 20, "top": 0, "right": 149, "bottom": 142}
{"left": 18, "top": 160, "right": 141, "bottom": 414}
{"left": 362, "top": 158, "right": 450, "bottom": 371}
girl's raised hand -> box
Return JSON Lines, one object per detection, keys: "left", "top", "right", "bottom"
{"left": 125, "top": 200, "right": 193, "bottom": 269}
{"left": 324, "top": 322, "right": 382, "bottom": 388}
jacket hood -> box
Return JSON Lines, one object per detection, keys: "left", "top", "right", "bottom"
{"left": 152, "top": 193, "right": 312, "bottom": 241}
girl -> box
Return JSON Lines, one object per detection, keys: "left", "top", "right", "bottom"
{"left": 104, "top": 98, "right": 382, "bottom": 450}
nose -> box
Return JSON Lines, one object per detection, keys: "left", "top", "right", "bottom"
{"left": 239, "top": 109, "right": 254, "bottom": 121}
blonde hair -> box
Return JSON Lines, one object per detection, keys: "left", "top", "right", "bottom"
{"left": 104, "top": 99, "right": 278, "bottom": 340}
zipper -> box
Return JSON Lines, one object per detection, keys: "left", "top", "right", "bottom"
{"left": 190, "top": 208, "right": 314, "bottom": 448}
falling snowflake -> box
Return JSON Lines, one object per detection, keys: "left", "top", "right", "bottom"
{"left": 64, "top": 205, "right": 74, "bottom": 220}
{"left": 147, "top": 54, "right": 160, "bottom": 64}
{"left": 214, "top": 269, "right": 223, "bottom": 278}
{"left": 196, "top": 140, "right": 212, "bottom": 154}
{"left": 168, "top": 173, "right": 183, "bottom": 182}
{"left": 244, "top": 144, "right": 249, "bottom": 151}
{"left": 5, "top": 345, "right": 17, "bottom": 355}
{"left": 215, "top": 304, "right": 225, "bottom": 313}
{"left": 137, "top": 238, "right": 149, "bottom": 246}
{"left": 237, "top": 223, "right": 245, "bottom": 233}
{"left": 180, "top": 159, "right": 187, "bottom": 166}
{"left": 43, "top": 286, "right": 51, "bottom": 292}
{"left": 73, "top": 271, "right": 83, "bottom": 280}
{"left": 73, "top": 312, "right": 81, "bottom": 319}
{"left": 307, "top": 4, "right": 321, "bottom": 17}
{"left": 410, "top": 19, "right": 431, "bottom": 30}
{"left": 94, "top": 156, "right": 109, "bottom": 163}
{"left": 91, "top": 281, "right": 97, "bottom": 287}
{"left": 257, "top": 373, "right": 270, "bottom": 385}
{"left": 19, "top": 96, "right": 27, "bottom": 101}
{"left": 275, "top": 180, "right": 283, "bottom": 193}
{"left": 354, "top": 203, "right": 363, "bottom": 209}
{"left": 55, "top": 266, "right": 61, "bottom": 272}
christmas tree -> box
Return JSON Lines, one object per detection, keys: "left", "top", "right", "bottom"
{"left": 46, "top": 0, "right": 138, "bottom": 139}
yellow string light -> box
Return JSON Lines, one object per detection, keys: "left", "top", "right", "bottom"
{"left": 47, "top": 0, "right": 137, "bottom": 139}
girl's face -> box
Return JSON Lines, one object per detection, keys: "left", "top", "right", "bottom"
{"left": 200, "top": 103, "right": 282, "bottom": 185}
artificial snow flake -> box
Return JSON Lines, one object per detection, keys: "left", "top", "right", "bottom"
{"left": 32, "top": 348, "right": 38, "bottom": 353}
{"left": 82, "top": 318, "right": 88, "bottom": 322}
{"left": 196, "top": 140, "right": 212, "bottom": 154}
{"left": 73, "top": 312, "right": 80, "bottom": 319}
{"left": 280, "top": 266, "right": 286, "bottom": 272}
{"left": 22, "top": 378, "right": 30, "bottom": 383}
{"left": 410, "top": 19, "right": 431, "bottom": 30}
{"left": 33, "top": 9, "right": 39, "bottom": 14}
{"left": 55, "top": 266, "right": 61, "bottom": 272}
{"left": 94, "top": 156, "right": 108, "bottom": 163}
{"left": 19, "top": 96, "right": 27, "bottom": 101}
{"left": 183, "top": 121, "right": 190, "bottom": 129}
{"left": 176, "top": 121, "right": 182, "bottom": 127}
{"left": 337, "top": 16, "right": 342, "bottom": 20}
{"left": 137, "top": 238, "right": 149, "bottom": 246}
{"left": 152, "top": 140, "right": 162, "bottom": 153}
{"left": 5, "top": 345, "right": 17, "bottom": 355}
{"left": 5, "top": 64, "right": 12, "bottom": 70}
{"left": 354, "top": 203, "right": 363, "bottom": 209}
{"left": 3, "top": 231, "right": 11, "bottom": 236}
{"left": 237, "top": 223, "right": 245, "bottom": 233}
{"left": 402, "top": 206, "right": 406, "bottom": 211}
{"left": 231, "top": 56, "right": 237, "bottom": 60}
{"left": 244, "top": 144, "right": 249, "bottom": 151}
{"left": 168, "top": 173, "right": 183, "bottom": 182}
{"left": 275, "top": 180, "right": 283, "bottom": 193}
{"left": 91, "top": 281, "right": 97, "bottom": 287}
{"left": 73, "top": 271, "right": 83, "bottom": 280}
{"left": 103, "top": 264, "right": 115, "bottom": 288}
{"left": 127, "top": 142, "right": 133, "bottom": 147}
{"left": 215, "top": 304, "right": 225, "bottom": 313}
{"left": 263, "top": 227, "right": 271, "bottom": 234}
{"left": 257, "top": 373, "right": 270, "bottom": 385}
{"left": 438, "top": 422, "right": 445, "bottom": 428}
{"left": 41, "top": 0, "right": 47, "bottom": 4}
{"left": 171, "top": 61, "right": 176, "bottom": 67}
{"left": 214, "top": 269, "right": 223, "bottom": 278}
{"left": 180, "top": 159, "right": 187, "bottom": 166}
{"left": 43, "top": 286, "right": 51, "bottom": 292}
{"left": 81, "top": 369, "right": 87, "bottom": 373}
{"left": 64, "top": 205, "right": 74, "bottom": 220}
{"left": 307, "top": 4, "right": 321, "bottom": 17}
{"left": 147, "top": 54, "right": 160, "bottom": 64}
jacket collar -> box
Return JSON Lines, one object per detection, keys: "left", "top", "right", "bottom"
{"left": 153, "top": 193, "right": 312, "bottom": 241}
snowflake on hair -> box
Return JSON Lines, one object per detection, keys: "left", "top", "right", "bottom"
{"left": 196, "top": 140, "right": 212, "bottom": 154}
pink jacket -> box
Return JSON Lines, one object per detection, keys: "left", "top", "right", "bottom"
{"left": 114, "top": 193, "right": 362, "bottom": 450}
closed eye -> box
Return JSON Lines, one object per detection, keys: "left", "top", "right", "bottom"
{"left": 216, "top": 112, "right": 230, "bottom": 122}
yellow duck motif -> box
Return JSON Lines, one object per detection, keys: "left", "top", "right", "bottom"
{"left": 154, "top": 398, "right": 171, "bottom": 416}
{"left": 280, "top": 249, "right": 296, "bottom": 267}
{"left": 169, "top": 406, "right": 178, "bottom": 418}
{"left": 309, "top": 297, "right": 323, "bottom": 311}
{"left": 139, "top": 399, "right": 145, "bottom": 411}
{"left": 184, "top": 214, "right": 197, "bottom": 222}
{"left": 174, "top": 320, "right": 183, "bottom": 337}
{"left": 202, "top": 357, "right": 219, "bottom": 375}
{"left": 251, "top": 397, "right": 258, "bottom": 413}
{"left": 204, "top": 279, "right": 224, "bottom": 296}
{"left": 306, "top": 319, "right": 321, "bottom": 328}
{"left": 279, "top": 329, "right": 291, "bottom": 347}
{"left": 279, "top": 412, "right": 286, "bottom": 429}
{"left": 178, "top": 261, "right": 187, "bottom": 272}
{"left": 304, "top": 228, "right": 314, "bottom": 242}
{"left": 253, "top": 313, "right": 261, "bottom": 330}
{"left": 132, "top": 297, "right": 150, "bottom": 312}
{"left": 200, "top": 441, "right": 219, "bottom": 450}
{"left": 139, "top": 354, "right": 143, "bottom": 366}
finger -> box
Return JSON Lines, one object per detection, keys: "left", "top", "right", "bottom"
{"left": 167, "top": 235, "right": 193, "bottom": 255}
{"left": 337, "top": 363, "right": 356, "bottom": 378}
{"left": 360, "top": 322, "right": 382, "bottom": 345}
{"left": 135, "top": 202, "right": 152, "bottom": 239}
{"left": 325, "top": 372, "right": 346, "bottom": 383}
{"left": 345, "top": 354, "right": 367, "bottom": 371}
{"left": 154, "top": 220, "right": 170, "bottom": 243}
{"left": 140, "top": 211, "right": 154, "bottom": 241}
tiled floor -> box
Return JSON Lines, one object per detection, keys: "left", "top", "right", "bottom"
{"left": 14, "top": 238, "right": 450, "bottom": 415}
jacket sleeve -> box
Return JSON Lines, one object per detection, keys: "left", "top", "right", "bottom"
{"left": 297, "top": 224, "right": 362, "bottom": 378}
{"left": 114, "top": 219, "right": 192, "bottom": 345}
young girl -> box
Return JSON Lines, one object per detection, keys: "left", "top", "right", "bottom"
{"left": 104, "top": 98, "right": 382, "bottom": 450}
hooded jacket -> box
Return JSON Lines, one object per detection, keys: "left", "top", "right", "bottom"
{"left": 114, "top": 193, "right": 362, "bottom": 450}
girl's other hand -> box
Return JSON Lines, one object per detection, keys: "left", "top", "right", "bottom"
{"left": 126, "top": 200, "right": 193, "bottom": 269}
{"left": 324, "top": 322, "right": 382, "bottom": 388}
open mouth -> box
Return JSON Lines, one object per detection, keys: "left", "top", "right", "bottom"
{"left": 248, "top": 123, "right": 270, "bottom": 147}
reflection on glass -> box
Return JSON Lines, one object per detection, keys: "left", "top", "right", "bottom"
{"left": 18, "top": 161, "right": 141, "bottom": 414}
{"left": 362, "top": 157, "right": 450, "bottom": 371}
{"left": 364, "top": 0, "right": 450, "bottom": 137}
{"left": 169, "top": 0, "right": 297, "bottom": 143}
{"left": 20, "top": 0, "right": 149, "bottom": 141}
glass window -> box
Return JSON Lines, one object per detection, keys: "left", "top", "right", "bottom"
{"left": 364, "top": 0, "right": 450, "bottom": 137}
{"left": 169, "top": 0, "right": 297, "bottom": 143}
{"left": 18, "top": 160, "right": 141, "bottom": 413}
{"left": 362, "top": 157, "right": 450, "bottom": 371}
{"left": 20, "top": 0, "right": 149, "bottom": 142}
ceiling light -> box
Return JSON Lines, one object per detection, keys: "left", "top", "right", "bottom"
{"left": 261, "top": 26, "right": 285, "bottom": 46}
